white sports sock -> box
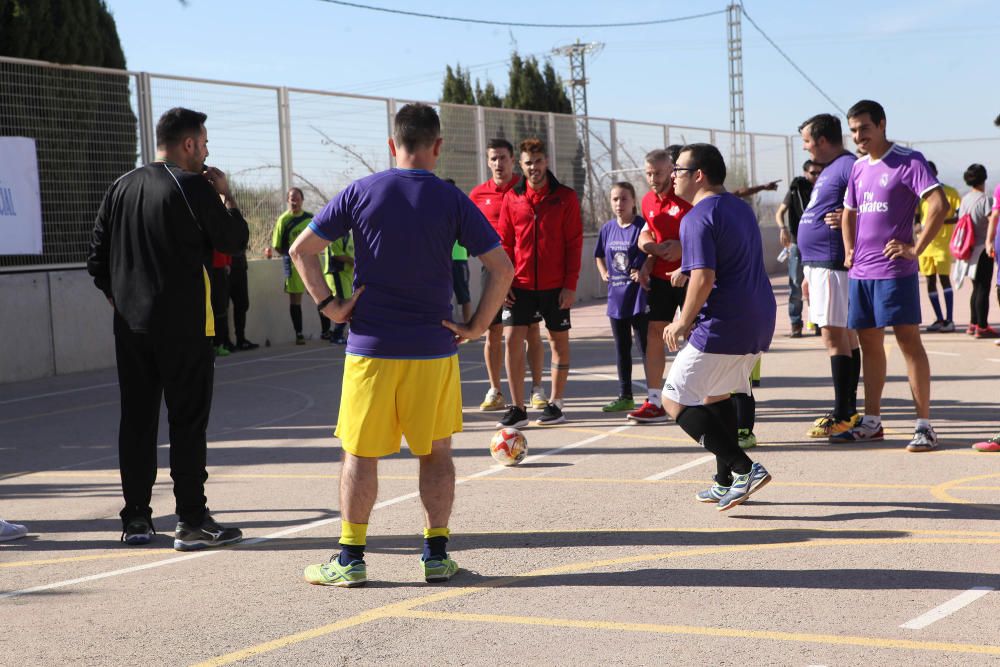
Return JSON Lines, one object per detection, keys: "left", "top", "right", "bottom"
{"left": 916, "top": 418, "right": 931, "bottom": 431}
{"left": 648, "top": 388, "right": 662, "bottom": 408}
{"left": 862, "top": 415, "right": 881, "bottom": 429}
{"left": 553, "top": 398, "right": 564, "bottom": 409}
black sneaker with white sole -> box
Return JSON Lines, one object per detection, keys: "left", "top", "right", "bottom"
{"left": 536, "top": 402, "right": 566, "bottom": 425}
{"left": 496, "top": 405, "right": 529, "bottom": 429}
{"left": 174, "top": 513, "right": 243, "bottom": 551}
{"left": 121, "top": 516, "right": 155, "bottom": 546}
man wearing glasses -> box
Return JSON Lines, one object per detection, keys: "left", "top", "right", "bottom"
{"left": 661, "top": 144, "right": 776, "bottom": 511}
{"left": 775, "top": 160, "right": 821, "bottom": 338}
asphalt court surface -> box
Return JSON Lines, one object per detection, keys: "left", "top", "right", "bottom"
{"left": 2, "top": 277, "right": 999, "bottom": 666}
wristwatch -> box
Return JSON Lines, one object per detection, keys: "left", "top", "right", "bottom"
{"left": 317, "top": 294, "right": 335, "bottom": 312}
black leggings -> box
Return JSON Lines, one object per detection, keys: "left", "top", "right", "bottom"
{"left": 970, "top": 249, "right": 994, "bottom": 328}
{"left": 609, "top": 315, "right": 649, "bottom": 397}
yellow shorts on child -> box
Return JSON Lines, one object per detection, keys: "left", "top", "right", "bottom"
{"left": 335, "top": 354, "right": 463, "bottom": 457}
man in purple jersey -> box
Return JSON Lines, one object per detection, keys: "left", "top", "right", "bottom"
{"left": 833, "top": 100, "right": 950, "bottom": 452}
{"left": 661, "top": 143, "right": 776, "bottom": 511}
{"left": 289, "top": 104, "right": 514, "bottom": 587}
{"left": 796, "top": 113, "right": 862, "bottom": 439}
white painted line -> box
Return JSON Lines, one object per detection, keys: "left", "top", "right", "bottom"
{"left": 900, "top": 587, "right": 994, "bottom": 630}
{"left": 988, "top": 359, "right": 1000, "bottom": 363}
{"left": 644, "top": 454, "right": 715, "bottom": 481}
{"left": 0, "top": 423, "right": 631, "bottom": 600}
{"left": 926, "top": 351, "right": 960, "bottom": 357}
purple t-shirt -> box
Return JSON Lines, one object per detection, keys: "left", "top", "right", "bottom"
{"left": 310, "top": 169, "right": 500, "bottom": 358}
{"left": 844, "top": 144, "right": 940, "bottom": 279}
{"left": 680, "top": 193, "right": 776, "bottom": 355}
{"left": 594, "top": 216, "right": 647, "bottom": 319}
{"left": 797, "top": 152, "right": 855, "bottom": 268}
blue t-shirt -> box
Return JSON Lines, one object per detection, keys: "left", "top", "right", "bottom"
{"left": 310, "top": 168, "right": 501, "bottom": 358}
{"left": 797, "top": 152, "right": 855, "bottom": 268}
{"left": 680, "top": 192, "right": 776, "bottom": 355}
{"left": 594, "top": 216, "right": 647, "bottom": 319}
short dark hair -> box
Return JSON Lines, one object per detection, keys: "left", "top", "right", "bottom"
{"left": 679, "top": 143, "right": 726, "bottom": 186}
{"left": 519, "top": 137, "right": 546, "bottom": 156}
{"left": 393, "top": 103, "right": 440, "bottom": 152}
{"left": 288, "top": 187, "right": 304, "bottom": 199}
{"left": 665, "top": 144, "right": 683, "bottom": 163}
{"left": 927, "top": 161, "right": 938, "bottom": 177}
{"left": 645, "top": 149, "right": 670, "bottom": 164}
{"left": 994, "top": 113, "right": 1000, "bottom": 127}
{"left": 964, "top": 163, "right": 987, "bottom": 187}
{"left": 802, "top": 160, "right": 814, "bottom": 172}
{"left": 846, "top": 99, "right": 886, "bottom": 126}
{"left": 799, "top": 113, "right": 842, "bottom": 145}
{"left": 156, "top": 107, "right": 207, "bottom": 148}
{"left": 486, "top": 138, "right": 514, "bottom": 156}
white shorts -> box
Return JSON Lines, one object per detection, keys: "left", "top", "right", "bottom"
{"left": 663, "top": 345, "right": 761, "bottom": 406}
{"left": 803, "top": 266, "right": 850, "bottom": 328}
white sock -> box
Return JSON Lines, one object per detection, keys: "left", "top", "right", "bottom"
{"left": 648, "top": 388, "right": 662, "bottom": 408}
{"left": 553, "top": 398, "right": 564, "bottom": 409}
{"left": 862, "top": 415, "right": 881, "bottom": 429}
{"left": 916, "top": 418, "right": 931, "bottom": 431}
{"left": 531, "top": 385, "right": 542, "bottom": 395}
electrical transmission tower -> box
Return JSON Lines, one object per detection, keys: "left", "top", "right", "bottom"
{"left": 553, "top": 40, "right": 604, "bottom": 225}
{"left": 727, "top": 2, "right": 748, "bottom": 183}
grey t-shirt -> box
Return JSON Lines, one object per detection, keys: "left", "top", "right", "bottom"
{"left": 958, "top": 190, "right": 991, "bottom": 246}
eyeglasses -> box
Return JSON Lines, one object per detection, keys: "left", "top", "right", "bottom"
{"left": 671, "top": 166, "right": 697, "bottom": 174}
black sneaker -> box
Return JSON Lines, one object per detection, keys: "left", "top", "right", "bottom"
{"left": 121, "top": 516, "right": 155, "bottom": 546}
{"left": 174, "top": 513, "right": 243, "bottom": 551}
{"left": 496, "top": 405, "right": 529, "bottom": 429}
{"left": 536, "top": 402, "right": 566, "bottom": 425}
{"left": 236, "top": 339, "right": 259, "bottom": 351}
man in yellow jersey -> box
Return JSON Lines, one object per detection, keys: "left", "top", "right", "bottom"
{"left": 916, "top": 162, "right": 961, "bottom": 332}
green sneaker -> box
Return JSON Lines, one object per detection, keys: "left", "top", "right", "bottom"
{"left": 422, "top": 557, "right": 459, "bottom": 583}
{"left": 738, "top": 428, "right": 757, "bottom": 450}
{"left": 602, "top": 396, "right": 636, "bottom": 412}
{"left": 214, "top": 345, "right": 231, "bottom": 358}
{"left": 303, "top": 558, "right": 367, "bottom": 587}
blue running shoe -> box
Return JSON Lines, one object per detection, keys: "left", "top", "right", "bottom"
{"left": 829, "top": 419, "right": 884, "bottom": 444}
{"left": 717, "top": 462, "right": 771, "bottom": 511}
{"left": 695, "top": 475, "right": 730, "bottom": 503}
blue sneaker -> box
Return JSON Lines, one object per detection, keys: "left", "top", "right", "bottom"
{"left": 829, "top": 419, "right": 884, "bottom": 444}
{"left": 695, "top": 476, "right": 730, "bottom": 503}
{"left": 717, "top": 462, "right": 771, "bottom": 511}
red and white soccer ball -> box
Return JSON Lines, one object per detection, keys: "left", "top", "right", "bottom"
{"left": 490, "top": 427, "right": 527, "bottom": 466}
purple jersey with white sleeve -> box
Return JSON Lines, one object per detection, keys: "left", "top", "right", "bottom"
{"left": 594, "top": 216, "right": 647, "bottom": 319}
{"left": 309, "top": 169, "right": 500, "bottom": 359}
{"left": 843, "top": 144, "right": 940, "bottom": 279}
{"left": 680, "top": 193, "right": 776, "bottom": 355}
{"left": 797, "top": 152, "right": 855, "bottom": 268}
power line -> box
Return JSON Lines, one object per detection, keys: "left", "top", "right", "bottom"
{"left": 316, "top": 0, "right": 726, "bottom": 29}
{"left": 738, "top": 4, "right": 845, "bottom": 115}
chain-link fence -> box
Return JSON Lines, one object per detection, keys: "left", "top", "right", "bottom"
{"left": 17, "top": 55, "right": 993, "bottom": 271}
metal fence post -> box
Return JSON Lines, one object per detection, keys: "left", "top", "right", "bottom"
{"left": 609, "top": 119, "right": 620, "bottom": 173}
{"left": 663, "top": 125, "right": 670, "bottom": 148}
{"left": 136, "top": 72, "right": 155, "bottom": 165}
{"left": 277, "top": 86, "right": 293, "bottom": 194}
{"left": 749, "top": 133, "right": 757, "bottom": 185}
{"left": 785, "top": 135, "right": 794, "bottom": 186}
{"left": 546, "top": 112, "right": 557, "bottom": 167}
{"left": 387, "top": 98, "right": 397, "bottom": 165}
{"left": 475, "top": 105, "right": 487, "bottom": 184}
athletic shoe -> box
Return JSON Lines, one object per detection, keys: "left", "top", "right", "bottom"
{"left": 966, "top": 324, "right": 977, "bottom": 335}
{"left": 787, "top": 323, "right": 803, "bottom": 338}
{"left": 422, "top": 556, "right": 459, "bottom": 583}
{"left": 480, "top": 388, "right": 505, "bottom": 411}
{"left": 975, "top": 326, "right": 1000, "bottom": 339}
{"left": 717, "top": 462, "right": 771, "bottom": 511}
{"left": 320, "top": 330, "right": 333, "bottom": 340}
{"left": 214, "top": 345, "right": 231, "bottom": 357}
{"left": 121, "top": 516, "right": 154, "bottom": 546}
{"left": 972, "top": 433, "right": 1000, "bottom": 452}
{"left": 0, "top": 519, "right": 28, "bottom": 542}
{"left": 829, "top": 420, "right": 884, "bottom": 443}
{"left": 530, "top": 387, "right": 549, "bottom": 409}
{"left": 627, "top": 401, "right": 668, "bottom": 423}
{"left": 807, "top": 414, "right": 854, "bottom": 438}
{"left": 925, "top": 320, "right": 944, "bottom": 332}
{"left": 235, "top": 339, "right": 259, "bottom": 351}
{"left": 536, "top": 402, "right": 566, "bottom": 425}
{"left": 304, "top": 558, "right": 368, "bottom": 587}
{"left": 738, "top": 428, "right": 757, "bottom": 450}
{"left": 940, "top": 320, "right": 956, "bottom": 333}
{"left": 906, "top": 425, "right": 938, "bottom": 452}
{"left": 295, "top": 333, "right": 306, "bottom": 345}
{"left": 497, "top": 405, "right": 529, "bottom": 429}
{"left": 173, "top": 514, "right": 242, "bottom": 551}
{"left": 331, "top": 335, "right": 348, "bottom": 345}
{"left": 695, "top": 476, "right": 730, "bottom": 503}
{"left": 602, "top": 396, "right": 635, "bottom": 412}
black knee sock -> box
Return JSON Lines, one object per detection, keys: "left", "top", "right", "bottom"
{"left": 423, "top": 535, "right": 449, "bottom": 561}
{"left": 850, "top": 347, "right": 861, "bottom": 416}
{"left": 831, "top": 354, "right": 853, "bottom": 420}
{"left": 290, "top": 304, "right": 303, "bottom": 334}
{"left": 320, "top": 313, "right": 331, "bottom": 334}
{"left": 337, "top": 543, "right": 365, "bottom": 565}
{"left": 731, "top": 393, "right": 756, "bottom": 431}
{"left": 676, "top": 404, "right": 751, "bottom": 482}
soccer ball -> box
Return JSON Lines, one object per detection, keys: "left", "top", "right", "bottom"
{"left": 490, "top": 427, "right": 527, "bottom": 466}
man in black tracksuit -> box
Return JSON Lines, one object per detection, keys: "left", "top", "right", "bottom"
{"left": 88, "top": 107, "right": 248, "bottom": 551}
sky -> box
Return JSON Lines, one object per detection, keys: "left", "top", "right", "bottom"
{"left": 103, "top": 0, "right": 1000, "bottom": 185}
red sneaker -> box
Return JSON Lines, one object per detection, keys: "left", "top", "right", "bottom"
{"left": 627, "top": 401, "right": 668, "bottom": 423}
{"left": 975, "top": 326, "right": 1000, "bottom": 339}
{"left": 967, "top": 324, "right": 978, "bottom": 335}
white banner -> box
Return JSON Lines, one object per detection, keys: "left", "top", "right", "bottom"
{"left": 0, "top": 137, "right": 43, "bottom": 255}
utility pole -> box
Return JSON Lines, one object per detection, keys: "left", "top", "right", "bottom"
{"left": 553, "top": 40, "right": 604, "bottom": 227}
{"left": 727, "top": 2, "right": 748, "bottom": 184}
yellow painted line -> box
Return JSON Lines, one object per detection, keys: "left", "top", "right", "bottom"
{"left": 0, "top": 549, "right": 174, "bottom": 569}
{"left": 192, "top": 536, "right": 1000, "bottom": 665}
{"left": 930, "top": 472, "right": 1000, "bottom": 512}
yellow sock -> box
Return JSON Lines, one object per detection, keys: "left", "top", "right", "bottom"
{"left": 340, "top": 521, "right": 368, "bottom": 546}
{"left": 423, "top": 526, "right": 450, "bottom": 539}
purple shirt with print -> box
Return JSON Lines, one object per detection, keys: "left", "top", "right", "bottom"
{"left": 680, "top": 192, "right": 776, "bottom": 355}
{"left": 310, "top": 169, "right": 500, "bottom": 359}
{"left": 843, "top": 144, "right": 941, "bottom": 279}
{"left": 797, "top": 152, "right": 855, "bottom": 267}
{"left": 594, "top": 216, "right": 647, "bottom": 319}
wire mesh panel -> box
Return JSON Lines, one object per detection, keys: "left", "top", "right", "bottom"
{"left": 666, "top": 125, "right": 713, "bottom": 148}
{"left": 0, "top": 58, "right": 139, "bottom": 268}
{"left": 583, "top": 118, "right": 614, "bottom": 227}
{"left": 436, "top": 103, "right": 480, "bottom": 194}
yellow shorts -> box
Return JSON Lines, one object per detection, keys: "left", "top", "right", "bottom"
{"left": 335, "top": 354, "right": 463, "bottom": 457}
{"left": 919, "top": 252, "right": 952, "bottom": 276}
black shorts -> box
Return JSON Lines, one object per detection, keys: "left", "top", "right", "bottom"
{"left": 648, "top": 276, "right": 686, "bottom": 322}
{"left": 452, "top": 260, "right": 471, "bottom": 305}
{"left": 502, "top": 287, "right": 570, "bottom": 331}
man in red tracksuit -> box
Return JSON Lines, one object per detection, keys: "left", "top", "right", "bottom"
{"left": 496, "top": 137, "right": 583, "bottom": 427}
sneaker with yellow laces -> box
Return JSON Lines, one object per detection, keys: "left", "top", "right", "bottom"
{"left": 807, "top": 413, "right": 855, "bottom": 438}
{"left": 304, "top": 557, "right": 368, "bottom": 587}
{"left": 480, "top": 388, "right": 505, "bottom": 411}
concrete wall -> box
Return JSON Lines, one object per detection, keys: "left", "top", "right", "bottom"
{"left": 1, "top": 226, "right": 784, "bottom": 384}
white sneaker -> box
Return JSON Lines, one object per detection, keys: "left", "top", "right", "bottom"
{"left": 907, "top": 425, "right": 938, "bottom": 452}
{"left": 530, "top": 386, "right": 549, "bottom": 409}
{"left": 0, "top": 519, "right": 28, "bottom": 542}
